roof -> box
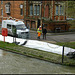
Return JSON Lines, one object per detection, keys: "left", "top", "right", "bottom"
{"left": 3, "top": 20, "right": 24, "bottom": 25}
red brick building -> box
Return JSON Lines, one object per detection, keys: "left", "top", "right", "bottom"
{"left": 0, "top": 0, "right": 70, "bottom": 32}
{"left": 0, "top": 1, "right": 24, "bottom": 20}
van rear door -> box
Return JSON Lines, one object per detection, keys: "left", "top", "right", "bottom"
{"left": 7, "top": 24, "right": 12, "bottom": 35}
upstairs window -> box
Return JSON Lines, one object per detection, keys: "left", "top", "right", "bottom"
{"left": 37, "top": 5, "right": 40, "bottom": 15}
{"left": 60, "top": 5, "right": 64, "bottom": 15}
{"left": 20, "top": 4, "right": 23, "bottom": 16}
{"left": 1, "top": 9, "right": 3, "bottom": 15}
{"left": 30, "top": 5, "right": 33, "bottom": 15}
{"left": 1, "top": 0, "right": 3, "bottom": 4}
{"left": 56, "top": 5, "right": 59, "bottom": 15}
{"left": 20, "top": 9, "right": 23, "bottom": 15}
{"left": 34, "top": 5, "right": 37, "bottom": 15}
{"left": 5, "top": 4, "right": 10, "bottom": 13}
{"left": 34, "top": 5, "right": 40, "bottom": 16}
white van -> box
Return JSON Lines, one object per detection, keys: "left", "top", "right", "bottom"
{"left": 2, "top": 20, "right": 30, "bottom": 39}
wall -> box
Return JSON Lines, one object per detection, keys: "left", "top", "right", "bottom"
{"left": 0, "top": 1, "right": 24, "bottom": 22}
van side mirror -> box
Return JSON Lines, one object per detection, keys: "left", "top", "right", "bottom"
{"left": 12, "top": 25, "right": 16, "bottom": 37}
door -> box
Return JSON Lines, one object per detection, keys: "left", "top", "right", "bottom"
{"left": 7, "top": 24, "right": 12, "bottom": 35}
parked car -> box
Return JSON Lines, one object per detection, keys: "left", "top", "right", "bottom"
{"left": 66, "top": 18, "right": 75, "bottom": 21}
{"left": 2, "top": 20, "right": 30, "bottom": 39}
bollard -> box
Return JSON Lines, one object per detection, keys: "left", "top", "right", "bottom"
{"left": 62, "top": 45, "right": 64, "bottom": 63}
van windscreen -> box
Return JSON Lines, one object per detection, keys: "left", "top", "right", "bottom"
{"left": 16, "top": 24, "right": 26, "bottom": 30}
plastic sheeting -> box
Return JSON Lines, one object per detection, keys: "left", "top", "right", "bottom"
{"left": 0, "top": 35, "right": 75, "bottom": 55}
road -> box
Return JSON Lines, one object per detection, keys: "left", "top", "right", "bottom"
{"left": 30, "top": 30, "right": 75, "bottom": 43}
{"left": 0, "top": 23, "right": 75, "bottom": 43}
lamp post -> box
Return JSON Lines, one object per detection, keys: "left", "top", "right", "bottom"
{"left": 41, "top": 1, "right": 42, "bottom": 28}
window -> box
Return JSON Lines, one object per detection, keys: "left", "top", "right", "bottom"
{"left": 7, "top": 24, "right": 11, "bottom": 29}
{"left": 20, "top": 9, "right": 23, "bottom": 15}
{"left": 34, "top": 5, "right": 40, "bottom": 16}
{"left": 30, "top": 5, "right": 33, "bottom": 15}
{"left": 16, "top": 24, "right": 26, "bottom": 30}
{"left": 20, "top": 4, "right": 23, "bottom": 16}
{"left": 60, "top": 6, "right": 64, "bottom": 15}
{"left": 34, "top": 5, "right": 37, "bottom": 15}
{"left": 1, "top": 9, "right": 3, "bottom": 15}
{"left": 5, "top": 4, "right": 10, "bottom": 13}
{"left": 1, "top": 0, "right": 3, "bottom": 4}
{"left": 37, "top": 5, "right": 40, "bottom": 15}
{"left": 30, "top": 4, "right": 40, "bottom": 16}
{"left": 56, "top": 5, "right": 59, "bottom": 15}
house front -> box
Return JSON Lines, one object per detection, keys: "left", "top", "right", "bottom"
{"left": 0, "top": 0, "right": 70, "bottom": 32}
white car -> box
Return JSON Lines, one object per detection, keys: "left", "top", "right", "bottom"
{"left": 2, "top": 20, "right": 30, "bottom": 39}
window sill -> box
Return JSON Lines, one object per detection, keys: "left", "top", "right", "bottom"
{"left": 59, "top": 14, "right": 64, "bottom": 16}
{"left": 55, "top": 14, "right": 64, "bottom": 16}
{"left": 21, "top": 15, "right": 23, "bottom": 16}
{"left": 29, "top": 15, "right": 33, "bottom": 16}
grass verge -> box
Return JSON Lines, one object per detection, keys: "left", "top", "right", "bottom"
{"left": 56, "top": 42, "right": 75, "bottom": 49}
{"left": 0, "top": 41, "right": 75, "bottom": 66}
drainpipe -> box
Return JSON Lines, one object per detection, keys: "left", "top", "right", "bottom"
{"left": 13, "top": 0, "right": 14, "bottom": 18}
{"left": 1, "top": 2, "right": 3, "bottom": 22}
{"left": 24, "top": 1, "right": 25, "bottom": 23}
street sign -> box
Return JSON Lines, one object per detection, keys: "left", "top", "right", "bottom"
{"left": 2, "top": 28, "right": 8, "bottom": 36}
{"left": 2, "top": 28, "right": 8, "bottom": 42}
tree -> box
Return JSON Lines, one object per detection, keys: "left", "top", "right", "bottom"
{"left": 67, "top": 1, "right": 75, "bottom": 18}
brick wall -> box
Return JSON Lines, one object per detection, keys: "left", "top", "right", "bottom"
{"left": 0, "top": 1, "right": 69, "bottom": 32}
{"left": 0, "top": 1, "right": 24, "bottom": 21}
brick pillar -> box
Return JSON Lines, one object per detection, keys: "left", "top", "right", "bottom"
{"left": 36, "top": 20, "right": 37, "bottom": 29}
